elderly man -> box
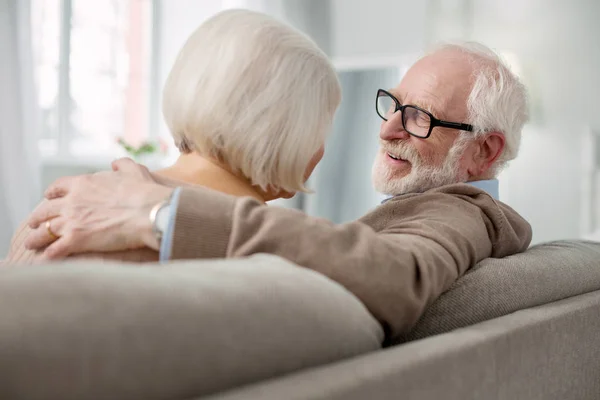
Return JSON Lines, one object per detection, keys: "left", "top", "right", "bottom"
{"left": 24, "top": 42, "right": 531, "bottom": 341}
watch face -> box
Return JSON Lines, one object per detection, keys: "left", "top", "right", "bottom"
{"left": 155, "top": 204, "right": 171, "bottom": 233}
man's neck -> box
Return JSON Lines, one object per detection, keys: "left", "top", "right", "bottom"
{"left": 154, "top": 153, "right": 267, "bottom": 203}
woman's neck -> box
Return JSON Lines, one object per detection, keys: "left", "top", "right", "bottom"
{"left": 154, "top": 153, "right": 268, "bottom": 203}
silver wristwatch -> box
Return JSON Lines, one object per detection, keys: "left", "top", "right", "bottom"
{"left": 149, "top": 197, "right": 172, "bottom": 244}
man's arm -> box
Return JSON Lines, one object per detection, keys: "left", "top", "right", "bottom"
{"left": 164, "top": 185, "right": 531, "bottom": 338}
{"left": 24, "top": 159, "right": 530, "bottom": 339}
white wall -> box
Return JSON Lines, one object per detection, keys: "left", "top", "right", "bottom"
{"left": 156, "top": 0, "right": 223, "bottom": 141}
{"left": 469, "top": 0, "right": 600, "bottom": 244}
{"left": 328, "top": 0, "right": 427, "bottom": 66}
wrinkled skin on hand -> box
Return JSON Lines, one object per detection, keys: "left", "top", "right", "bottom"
{"left": 25, "top": 158, "right": 173, "bottom": 260}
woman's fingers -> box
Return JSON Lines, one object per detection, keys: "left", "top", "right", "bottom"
{"left": 24, "top": 217, "right": 65, "bottom": 251}
{"left": 42, "top": 233, "right": 79, "bottom": 260}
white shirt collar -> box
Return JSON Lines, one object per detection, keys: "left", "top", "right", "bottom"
{"left": 467, "top": 179, "right": 499, "bottom": 200}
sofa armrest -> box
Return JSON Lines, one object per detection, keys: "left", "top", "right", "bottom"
{"left": 0, "top": 254, "right": 383, "bottom": 400}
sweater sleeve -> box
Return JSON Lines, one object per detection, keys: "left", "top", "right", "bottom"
{"left": 169, "top": 185, "right": 531, "bottom": 339}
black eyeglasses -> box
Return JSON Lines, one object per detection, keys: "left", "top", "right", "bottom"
{"left": 376, "top": 89, "right": 474, "bottom": 139}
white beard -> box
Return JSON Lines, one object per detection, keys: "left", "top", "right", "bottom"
{"left": 371, "top": 138, "right": 471, "bottom": 196}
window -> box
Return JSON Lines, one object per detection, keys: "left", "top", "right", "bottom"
{"left": 31, "top": 0, "right": 158, "bottom": 160}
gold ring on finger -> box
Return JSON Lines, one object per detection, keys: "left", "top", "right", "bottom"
{"left": 46, "top": 220, "right": 59, "bottom": 241}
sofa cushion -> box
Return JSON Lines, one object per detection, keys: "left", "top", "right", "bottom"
{"left": 396, "top": 240, "right": 600, "bottom": 344}
{"left": 0, "top": 254, "right": 383, "bottom": 400}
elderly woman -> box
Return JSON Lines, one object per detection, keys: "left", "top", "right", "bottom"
{"left": 6, "top": 9, "right": 341, "bottom": 263}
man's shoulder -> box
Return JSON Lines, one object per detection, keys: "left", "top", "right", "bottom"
{"left": 359, "top": 183, "right": 532, "bottom": 258}
{"left": 358, "top": 183, "right": 485, "bottom": 226}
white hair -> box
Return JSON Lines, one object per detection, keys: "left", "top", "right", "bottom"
{"left": 162, "top": 9, "right": 341, "bottom": 192}
{"left": 430, "top": 42, "right": 530, "bottom": 175}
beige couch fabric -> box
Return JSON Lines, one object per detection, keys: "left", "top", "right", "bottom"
{"left": 208, "top": 290, "right": 600, "bottom": 400}
{"left": 397, "top": 240, "right": 600, "bottom": 343}
{"left": 0, "top": 254, "right": 383, "bottom": 400}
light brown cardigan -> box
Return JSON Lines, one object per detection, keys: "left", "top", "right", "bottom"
{"left": 165, "top": 183, "right": 532, "bottom": 340}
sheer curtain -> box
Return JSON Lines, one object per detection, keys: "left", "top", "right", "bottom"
{"left": 0, "top": 0, "right": 42, "bottom": 257}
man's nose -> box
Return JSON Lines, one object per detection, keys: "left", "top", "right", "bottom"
{"left": 380, "top": 111, "right": 410, "bottom": 141}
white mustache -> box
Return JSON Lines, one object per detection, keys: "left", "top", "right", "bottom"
{"left": 381, "top": 141, "right": 421, "bottom": 166}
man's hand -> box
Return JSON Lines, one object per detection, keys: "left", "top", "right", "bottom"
{"left": 25, "top": 158, "right": 174, "bottom": 260}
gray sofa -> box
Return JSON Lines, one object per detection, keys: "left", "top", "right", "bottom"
{"left": 1, "top": 240, "right": 599, "bottom": 399}
{"left": 209, "top": 240, "right": 600, "bottom": 400}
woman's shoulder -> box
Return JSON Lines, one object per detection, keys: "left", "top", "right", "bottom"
{"left": 5, "top": 211, "right": 39, "bottom": 264}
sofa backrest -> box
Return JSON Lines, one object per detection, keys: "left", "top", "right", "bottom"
{"left": 395, "top": 240, "right": 600, "bottom": 344}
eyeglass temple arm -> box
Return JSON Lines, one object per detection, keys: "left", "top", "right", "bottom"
{"left": 435, "top": 120, "right": 474, "bottom": 131}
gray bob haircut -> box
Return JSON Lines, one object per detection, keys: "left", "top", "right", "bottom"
{"left": 162, "top": 9, "right": 341, "bottom": 192}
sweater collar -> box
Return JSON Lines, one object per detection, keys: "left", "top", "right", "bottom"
{"left": 381, "top": 179, "right": 499, "bottom": 203}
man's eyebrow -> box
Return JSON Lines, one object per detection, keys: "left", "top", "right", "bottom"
{"left": 411, "top": 100, "right": 437, "bottom": 116}
{"left": 388, "top": 90, "right": 444, "bottom": 118}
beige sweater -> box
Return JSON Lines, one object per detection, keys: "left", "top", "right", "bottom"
{"left": 166, "top": 183, "right": 532, "bottom": 340}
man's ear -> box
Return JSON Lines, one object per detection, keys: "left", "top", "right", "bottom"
{"left": 468, "top": 132, "right": 505, "bottom": 177}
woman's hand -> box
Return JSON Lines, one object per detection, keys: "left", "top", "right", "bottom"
{"left": 25, "top": 158, "right": 173, "bottom": 260}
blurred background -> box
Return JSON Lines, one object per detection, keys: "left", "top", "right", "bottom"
{"left": 1, "top": 0, "right": 599, "bottom": 257}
